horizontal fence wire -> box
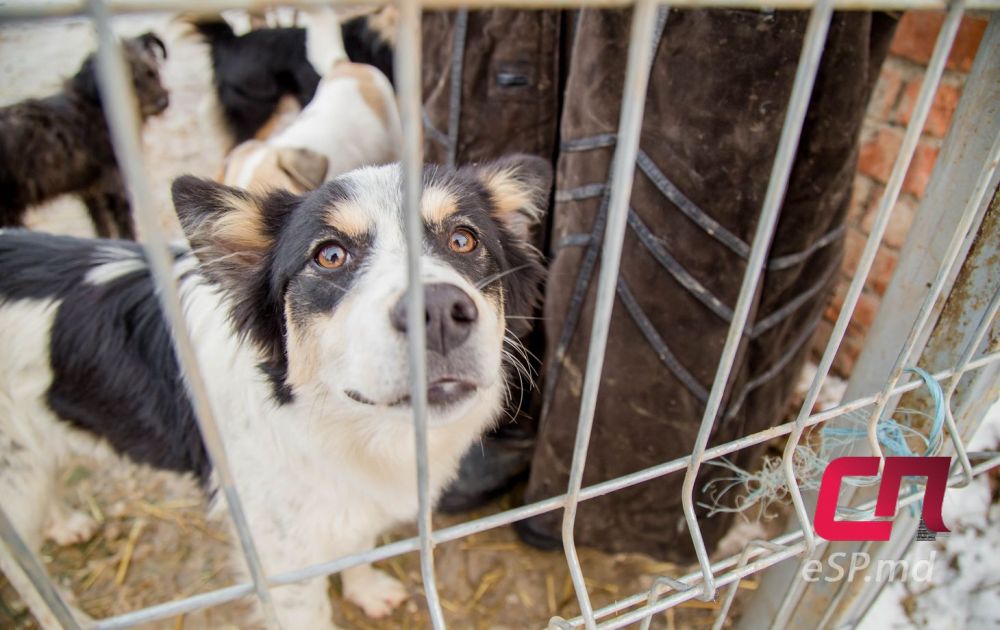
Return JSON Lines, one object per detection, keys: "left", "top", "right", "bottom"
{"left": 557, "top": 1, "right": 661, "bottom": 627}
{"left": 91, "top": 0, "right": 282, "bottom": 628}
{"left": 77, "top": 351, "right": 1000, "bottom": 629}
{"left": 678, "top": 0, "right": 833, "bottom": 603}
{"left": 942, "top": 285, "right": 1000, "bottom": 487}
{"left": 0, "top": 2, "right": 997, "bottom": 630}
{"left": 780, "top": 0, "right": 965, "bottom": 560}
{"left": 0, "top": 509, "right": 81, "bottom": 630}
{"left": 3, "top": 0, "right": 1000, "bottom": 19}
{"left": 583, "top": 454, "right": 1000, "bottom": 629}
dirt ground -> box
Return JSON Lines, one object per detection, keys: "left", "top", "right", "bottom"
{"left": 0, "top": 12, "right": 772, "bottom": 630}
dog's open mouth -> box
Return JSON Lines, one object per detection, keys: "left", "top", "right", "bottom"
{"left": 346, "top": 379, "right": 477, "bottom": 408}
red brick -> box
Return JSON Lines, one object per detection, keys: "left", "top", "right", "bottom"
{"left": 824, "top": 275, "right": 849, "bottom": 323}
{"left": 852, "top": 290, "right": 881, "bottom": 331}
{"left": 862, "top": 195, "right": 917, "bottom": 250}
{"left": 950, "top": 18, "right": 988, "bottom": 72}
{"left": 889, "top": 13, "right": 988, "bottom": 72}
{"left": 858, "top": 127, "right": 903, "bottom": 184}
{"left": 814, "top": 281, "right": 878, "bottom": 376}
{"left": 831, "top": 327, "right": 866, "bottom": 377}
{"left": 869, "top": 245, "right": 899, "bottom": 295}
{"left": 902, "top": 140, "right": 940, "bottom": 198}
{"left": 847, "top": 177, "right": 875, "bottom": 227}
{"left": 840, "top": 228, "right": 899, "bottom": 296}
{"left": 811, "top": 318, "right": 834, "bottom": 362}
{"left": 821, "top": 277, "right": 881, "bottom": 331}
{"left": 841, "top": 228, "right": 867, "bottom": 278}
{"left": 894, "top": 78, "right": 962, "bottom": 138}
{"left": 868, "top": 61, "right": 905, "bottom": 120}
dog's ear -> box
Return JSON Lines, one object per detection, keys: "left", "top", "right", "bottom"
{"left": 171, "top": 175, "right": 294, "bottom": 277}
{"left": 276, "top": 147, "right": 329, "bottom": 193}
{"left": 472, "top": 154, "right": 551, "bottom": 337}
{"left": 172, "top": 176, "right": 296, "bottom": 386}
{"left": 71, "top": 55, "right": 102, "bottom": 103}
{"left": 137, "top": 32, "right": 168, "bottom": 62}
{"left": 474, "top": 154, "right": 552, "bottom": 242}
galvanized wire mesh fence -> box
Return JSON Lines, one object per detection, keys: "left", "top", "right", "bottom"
{"left": 0, "top": 1, "right": 997, "bottom": 629}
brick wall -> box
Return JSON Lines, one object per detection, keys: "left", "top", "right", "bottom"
{"left": 812, "top": 12, "right": 988, "bottom": 376}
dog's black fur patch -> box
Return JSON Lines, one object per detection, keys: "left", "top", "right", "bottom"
{"left": 192, "top": 18, "right": 321, "bottom": 144}
{"left": 271, "top": 183, "right": 367, "bottom": 330}
{"left": 192, "top": 14, "right": 396, "bottom": 143}
{"left": 0, "top": 230, "right": 210, "bottom": 482}
{"left": 341, "top": 14, "right": 395, "bottom": 85}
{"left": 0, "top": 34, "right": 169, "bottom": 240}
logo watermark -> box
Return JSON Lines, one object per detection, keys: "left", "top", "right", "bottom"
{"left": 815, "top": 456, "right": 951, "bottom": 542}
{"left": 801, "top": 551, "right": 937, "bottom": 583}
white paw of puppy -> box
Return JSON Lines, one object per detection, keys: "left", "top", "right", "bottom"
{"left": 342, "top": 566, "right": 409, "bottom": 619}
{"left": 45, "top": 508, "right": 99, "bottom": 546}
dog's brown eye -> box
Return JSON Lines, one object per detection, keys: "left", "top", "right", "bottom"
{"left": 449, "top": 228, "right": 477, "bottom": 254}
{"left": 314, "top": 243, "right": 349, "bottom": 269}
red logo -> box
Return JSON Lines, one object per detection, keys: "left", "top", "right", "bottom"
{"left": 815, "top": 457, "right": 951, "bottom": 541}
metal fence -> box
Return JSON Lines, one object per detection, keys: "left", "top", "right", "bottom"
{"left": 0, "top": 0, "right": 997, "bottom": 629}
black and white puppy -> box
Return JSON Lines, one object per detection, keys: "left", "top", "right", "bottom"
{"left": 0, "top": 155, "right": 549, "bottom": 627}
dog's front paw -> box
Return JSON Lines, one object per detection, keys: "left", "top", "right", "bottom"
{"left": 342, "top": 565, "right": 409, "bottom": 619}
{"left": 44, "top": 507, "right": 99, "bottom": 546}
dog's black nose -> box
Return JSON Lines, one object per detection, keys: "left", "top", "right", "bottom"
{"left": 390, "top": 283, "right": 478, "bottom": 355}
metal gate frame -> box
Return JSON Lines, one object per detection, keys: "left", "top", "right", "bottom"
{"left": 0, "top": 1, "right": 997, "bottom": 629}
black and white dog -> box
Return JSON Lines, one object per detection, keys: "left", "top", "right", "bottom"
{"left": 0, "top": 155, "right": 548, "bottom": 627}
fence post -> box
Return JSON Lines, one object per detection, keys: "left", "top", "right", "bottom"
{"left": 739, "top": 14, "right": 1000, "bottom": 629}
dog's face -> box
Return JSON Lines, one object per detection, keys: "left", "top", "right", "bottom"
{"left": 172, "top": 156, "right": 549, "bottom": 427}
{"left": 124, "top": 32, "right": 169, "bottom": 118}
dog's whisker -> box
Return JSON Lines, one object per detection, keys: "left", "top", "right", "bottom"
{"left": 475, "top": 263, "right": 534, "bottom": 290}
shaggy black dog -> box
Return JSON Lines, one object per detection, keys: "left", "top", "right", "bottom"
{"left": 190, "top": 12, "right": 395, "bottom": 144}
{"left": 0, "top": 33, "right": 169, "bottom": 239}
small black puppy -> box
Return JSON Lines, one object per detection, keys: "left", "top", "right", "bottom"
{"left": 0, "top": 33, "right": 169, "bottom": 239}
{"left": 189, "top": 12, "right": 395, "bottom": 144}
{"left": 190, "top": 17, "right": 320, "bottom": 144}
{"left": 341, "top": 8, "right": 396, "bottom": 85}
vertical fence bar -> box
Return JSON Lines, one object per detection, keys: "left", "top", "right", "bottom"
{"left": 744, "top": 12, "right": 1000, "bottom": 629}
{"left": 710, "top": 540, "right": 786, "bottom": 630}
{"left": 555, "top": 2, "right": 660, "bottom": 628}
{"left": 832, "top": 212, "right": 1000, "bottom": 628}
{"left": 394, "top": 0, "right": 446, "bottom": 627}
{"left": 862, "top": 130, "right": 999, "bottom": 460}
{"left": 678, "top": 0, "right": 833, "bottom": 602}
{"left": 0, "top": 509, "right": 81, "bottom": 630}
{"left": 779, "top": 0, "right": 966, "bottom": 558}
{"left": 2, "top": 3, "right": 998, "bottom": 630}
{"left": 638, "top": 576, "right": 693, "bottom": 630}
{"left": 810, "top": 202, "right": 1000, "bottom": 630}
{"left": 85, "top": 1, "right": 280, "bottom": 627}
{"left": 941, "top": 284, "right": 1000, "bottom": 486}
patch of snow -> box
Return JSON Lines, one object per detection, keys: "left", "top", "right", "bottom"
{"left": 858, "top": 396, "right": 1000, "bottom": 629}
{"left": 795, "top": 362, "right": 848, "bottom": 412}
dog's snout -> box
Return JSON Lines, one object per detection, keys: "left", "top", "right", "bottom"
{"left": 390, "top": 283, "right": 478, "bottom": 355}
